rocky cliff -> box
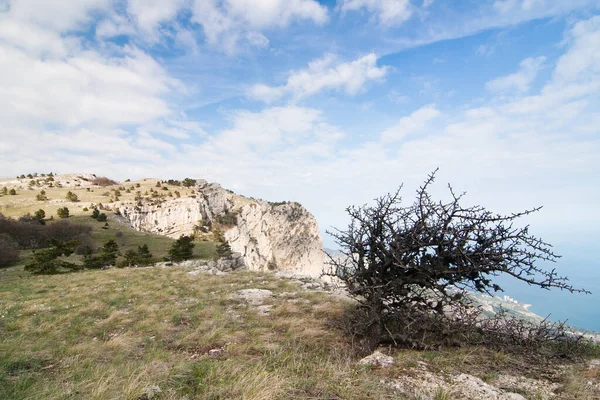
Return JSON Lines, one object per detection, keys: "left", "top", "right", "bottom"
{"left": 118, "top": 180, "right": 326, "bottom": 277}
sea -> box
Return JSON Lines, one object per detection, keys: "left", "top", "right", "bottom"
{"left": 492, "top": 243, "right": 600, "bottom": 333}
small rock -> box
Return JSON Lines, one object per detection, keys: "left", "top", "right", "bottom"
{"left": 452, "top": 374, "right": 526, "bottom": 400}
{"left": 358, "top": 351, "right": 395, "bottom": 368}
{"left": 208, "top": 348, "right": 225, "bottom": 358}
{"left": 142, "top": 385, "right": 161, "bottom": 399}
{"left": 235, "top": 289, "right": 273, "bottom": 304}
{"left": 301, "top": 282, "right": 322, "bottom": 290}
{"left": 256, "top": 305, "right": 273, "bottom": 316}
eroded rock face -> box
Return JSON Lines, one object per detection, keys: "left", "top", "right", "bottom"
{"left": 225, "top": 201, "right": 326, "bottom": 277}
{"left": 119, "top": 180, "right": 326, "bottom": 277}
{"left": 124, "top": 197, "right": 203, "bottom": 238}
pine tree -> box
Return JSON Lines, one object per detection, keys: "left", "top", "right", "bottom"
{"left": 168, "top": 235, "right": 195, "bottom": 262}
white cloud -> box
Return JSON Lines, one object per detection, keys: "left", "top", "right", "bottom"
{"left": 338, "top": 0, "right": 413, "bottom": 26}
{"left": 127, "top": 0, "right": 187, "bottom": 35}
{"left": 191, "top": 0, "right": 328, "bottom": 53}
{"left": 486, "top": 56, "right": 546, "bottom": 93}
{"left": 4, "top": 0, "right": 112, "bottom": 32}
{"left": 248, "top": 53, "right": 388, "bottom": 102}
{"left": 0, "top": 44, "right": 181, "bottom": 128}
{"left": 552, "top": 16, "right": 600, "bottom": 84}
{"left": 380, "top": 105, "right": 440, "bottom": 142}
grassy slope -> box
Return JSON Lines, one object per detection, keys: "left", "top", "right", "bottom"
{"left": 0, "top": 267, "right": 382, "bottom": 400}
{"left": 66, "top": 215, "right": 217, "bottom": 262}
{"left": 1, "top": 177, "right": 598, "bottom": 399}
{"left": 0, "top": 177, "right": 195, "bottom": 220}
{"left": 0, "top": 266, "right": 598, "bottom": 400}
{"left": 0, "top": 176, "right": 217, "bottom": 264}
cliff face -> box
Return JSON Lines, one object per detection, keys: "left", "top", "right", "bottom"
{"left": 119, "top": 180, "right": 326, "bottom": 277}
{"left": 225, "top": 201, "right": 325, "bottom": 277}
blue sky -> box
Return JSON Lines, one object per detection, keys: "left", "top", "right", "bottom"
{"left": 1, "top": 1, "right": 599, "bottom": 324}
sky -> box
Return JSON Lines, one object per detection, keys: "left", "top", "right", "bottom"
{"left": 1, "top": 0, "right": 599, "bottom": 326}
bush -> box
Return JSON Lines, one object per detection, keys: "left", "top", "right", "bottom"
{"left": 65, "top": 191, "right": 78, "bottom": 202}
{"left": 327, "top": 170, "right": 588, "bottom": 350}
{"left": 92, "top": 177, "right": 116, "bottom": 186}
{"left": 25, "top": 239, "right": 81, "bottom": 275}
{"left": 33, "top": 209, "right": 46, "bottom": 225}
{"left": 0, "top": 234, "right": 20, "bottom": 266}
{"left": 168, "top": 235, "right": 195, "bottom": 262}
{"left": 119, "top": 244, "right": 153, "bottom": 267}
{"left": 9, "top": 189, "right": 16, "bottom": 195}
{"left": 57, "top": 207, "right": 69, "bottom": 218}
{"left": 1, "top": 187, "right": 7, "bottom": 196}
{"left": 182, "top": 178, "right": 196, "bottom": 187}
{"left": 0, "top": 214, "right": 92, "bottom": 249}
{"left": 83, "top": 239, "right": 119, "bottom": 269}
{"left": 216, "top": 241, "right": 232, "bottom": 259}
{"left": 36, "top": 190, "right": 47, "bottom": 201}
{"left": 215, "top": 210, "right": 238, "bottom": 227}
{"left": 97, "top": 213, "right": 107, "bottom": 222}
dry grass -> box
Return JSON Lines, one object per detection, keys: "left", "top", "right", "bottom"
{"left": 0, "top": 177, "right": 194, "bottom": 219}
{"left": 0, "top": 267, "right": 395, "bottom": 399}
{"left": 1, "top": 176, "right": 598, "bottom": 399}
{"left": 1, "top": 265, "right": 598, "bottom": 399}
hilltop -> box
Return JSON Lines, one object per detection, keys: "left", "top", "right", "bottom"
{"left": 1, "top": 173, "right": 599, "bottom": 399}
{"left": 0, "top": 173, "right": 325, "bottom": 276}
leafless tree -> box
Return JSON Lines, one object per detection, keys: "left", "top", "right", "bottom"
{"left": 326, "top": 169, "right": 588, "bottom": 346}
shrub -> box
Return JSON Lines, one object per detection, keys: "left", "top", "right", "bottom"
{"left": 36, "top": 190, "right": 48, "bottom": 201}
{"left": 33, "top": 209, "right": 46, "bottom": 225}
{"left": 57, "top": 207, "right": 69, "bottom": 218}
{"left": 91, "top": 208, "right": 100, "bottom": 219}
{"left": 25, "top": 239, "right": 81, "bottom": 275}
{"left": 9, "top": 189, "right": 16, "bottom": 195}
{"left": 216, "top": 241, "right": 232, "bottom": 259}
{"left": 83, "top": 239, "right": 119, "bottom": 269}
{"left": 182, "top": 178, "right": 196, "bottom": 187}
{"left": 92, "top": 177, "right": 116, "bottom": 186}
{"left": 168, "top": 235, "right": 195, "bottom": 262}
{"left": 0, "top": 214, "right": 92, "bottom": 249}
{"left": 0, "top": 234, "right": 20, "bottom": 266}
{"left": 215, "top": 210, "right": 238, "bottom": 227}
{"left": 327, "top": 170, "right": 588, "bottom": 349}
{"left": 65, "top": 191, "right": 79, "bottom": 202}
{"left": 120, "top": 244, "right": 153, "bottom": 267}
{"left": 1, "top": 187, "right": 7, "bottom": 196}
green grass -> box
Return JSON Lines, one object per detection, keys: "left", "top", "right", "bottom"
{"left": 67, "top": 215, "right": 217, "bottom": 262}
{"left": 0, "top": 266, "right": 598, "bottom": 399}
{"left": 0, "top": 267, "right": 396, "bottom": 399}
{"left": 1, "top": 176, "right": 218, "bottom": 268}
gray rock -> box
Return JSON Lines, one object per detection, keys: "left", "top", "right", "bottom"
{"left": 235, "top": 289, "right": 273, "bottom": 304}
{"left": 358, "top": 351, "right": 395, "bottom": 368}
{"left": 208, "top": 348, "right": 225, "bottom": 358}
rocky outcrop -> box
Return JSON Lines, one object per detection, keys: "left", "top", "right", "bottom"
{"left": 119, "top": 180, "right": 326, "bottom": 277}
{"left": 224, "top": 201, "right": 325, "bottom": 277}
{"left": 124, "top": 197, "right": 203, "bottom": 238}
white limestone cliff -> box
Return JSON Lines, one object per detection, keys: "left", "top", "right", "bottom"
{"left": 118, "top": 180, "right": 326, "bottom": 277}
